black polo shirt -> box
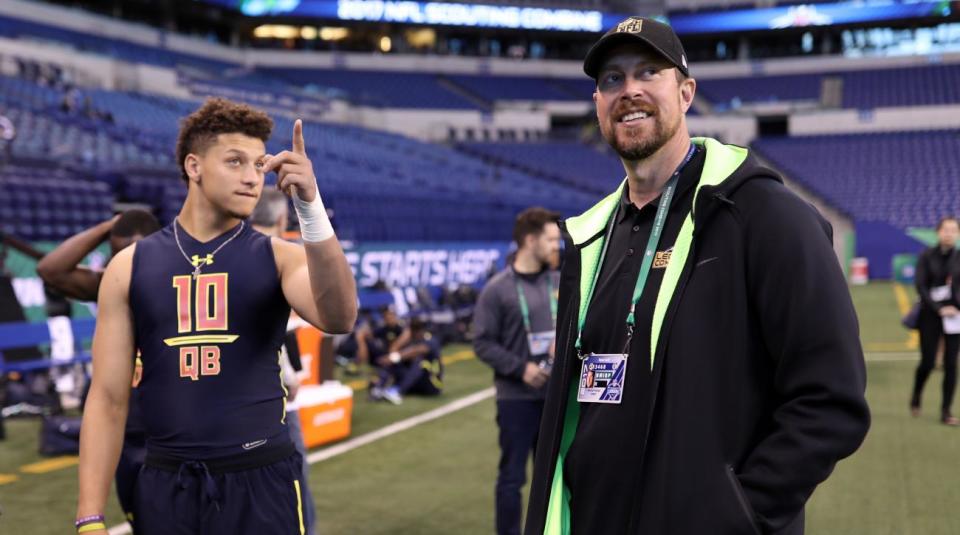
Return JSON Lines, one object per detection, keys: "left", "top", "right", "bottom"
{"left": 563, "top": 145, "right": 705, "bottom": 534}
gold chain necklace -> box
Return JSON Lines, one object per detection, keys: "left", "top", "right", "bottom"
{"left": 173, "top": 220, "right": 245, "bottom": 279}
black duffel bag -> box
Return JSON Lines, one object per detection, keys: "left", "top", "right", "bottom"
{"left": 39, "top": 415, "right": 82, "bottom": 456}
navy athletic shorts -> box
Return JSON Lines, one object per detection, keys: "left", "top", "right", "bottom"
{"left": 133, "top": 442, "right": 307, "bottom": 535}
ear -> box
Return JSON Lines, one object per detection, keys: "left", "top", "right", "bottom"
{"left": 593, "top": 90, "right": 603, "bottom": 125}
{"left": 523, "top": 233, "right": 538, "bottom": 250}
{"left": 679, "top": 77, "right": 696, "bottom": 114}
{"left": 184, "top": 154, "right": 202, "bottom": 183}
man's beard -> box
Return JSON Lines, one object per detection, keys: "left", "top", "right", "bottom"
{"left": 535, "top": 250, "right": 557, "bottom": 270}
{"left": 603, "top": 106, "right": 680, "bottom": 162}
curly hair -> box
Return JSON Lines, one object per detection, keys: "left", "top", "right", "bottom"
{"left": 175, "top": 97, "right": 273, "bottom": 183}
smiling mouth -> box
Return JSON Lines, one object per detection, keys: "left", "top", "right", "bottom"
{"left": 619, "top": 110, "right": 652, "bottom": 123}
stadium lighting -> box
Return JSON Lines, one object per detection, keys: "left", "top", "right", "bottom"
{"left": 253, "top": 24, "right": 302, "bottom": 39}
{"left": 200, "top": 0, "right": 614, "bottom": 32}
{"left": 335, "top": 0, "right": 604, "bottom": 32}
{"left": 320, "top": 27, "right": 350, "bottom": 40}
{"left": 405, "top": 28, "right": 436, "bottom": 48}
{"left": 301, "top": 26, "right": 320, "bottom": 40}
{"left": 380, "top": 35, "right": 392, "bottom": 52}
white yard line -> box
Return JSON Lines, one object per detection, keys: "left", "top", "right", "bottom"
{"left": 307, "top": 387, "right": 495, "bottom": 464}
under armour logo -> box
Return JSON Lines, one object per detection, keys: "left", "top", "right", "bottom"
{"left": 616, "top": 18, "right": 643, "bottom": 34}
{"left": 190, "top": 254, "right": 214, "bottom": 267}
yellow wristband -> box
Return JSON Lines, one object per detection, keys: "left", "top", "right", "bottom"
{"left": 78, "top": 522, "right": 107, "bottom": 533}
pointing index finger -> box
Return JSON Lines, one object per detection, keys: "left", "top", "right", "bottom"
{"left": 261, "top": 153, "right": 277, "bottom": 174}
{"left": 292, "top": 119, "right": 305, "bottom": 155}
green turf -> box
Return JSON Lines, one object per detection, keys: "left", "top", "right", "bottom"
{"left": 0, "top": 345, "right": 494, "bottom": 533}
{"left": 336, "top": 346, "right": 492, "bottom": 438}
{"left": 310, "top": 396, "right": 499, "bottom": 535}
{"left": 2, "top": 286, "right": 958, "bottom": 534}
{"left": 849, "top": 281, "right": 917, "bottom": 352}
{"left": 807, "top": 361, "right": 960, "bottom": 535}
{"left": 0, "top": 418, "right": 126, "bottom": 532}
{"left": 310, "top": 359, "right": 960, "bottom": 535}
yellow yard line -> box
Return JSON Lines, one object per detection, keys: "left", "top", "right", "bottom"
{"left": 20, "top": 456, "right": 78, "bottom": 474}
{"left": 0, "top": 474, "right": 19, "bottom": 485}
{"left": 443, "top": 351, "right": 475, "bottom": 365}
{"left": 865, "top": 342, "right": 917, "bottom": 352}
{"left": 892, "top": 283, "right": 919, "bottom": 350}
{"left": 345, "top": 378, "right": 368, "bottom": 390}
{"left": 345, "top": 378, "right": 369, "bottom": 390}
{"left": 892, "top": 283, "right": 912, "bottom": 315}
{"left": 907, "top": 332, "right": 919, "bottom": 350}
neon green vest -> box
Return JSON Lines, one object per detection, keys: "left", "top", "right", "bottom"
{"left": 542, "top": 138, "right": 749, "bottom": 534}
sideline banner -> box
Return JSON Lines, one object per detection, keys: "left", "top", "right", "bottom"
{"left": 344, "top": 241, "right": 509, "bottom": 289}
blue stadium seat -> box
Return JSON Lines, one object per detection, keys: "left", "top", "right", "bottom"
{"left": 752, "top": 130, "right": 960, "bottom": 229}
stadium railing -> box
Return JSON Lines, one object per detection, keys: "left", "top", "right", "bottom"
{"left": 0, "top": 317, "right": 94, "bottom": 373}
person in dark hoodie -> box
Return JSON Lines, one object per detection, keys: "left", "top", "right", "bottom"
{"left": 911, "top": 216, "right": 960, "bottom": 425}
{"left": 524, "top": 17, "right": 870, "bottom": 535}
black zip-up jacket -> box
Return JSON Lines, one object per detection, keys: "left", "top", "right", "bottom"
{"left": 915, "top": 245, "right": 959, "bottom": 313}
{"left": 525, "top": 140, "right": 870, "bottom": 535}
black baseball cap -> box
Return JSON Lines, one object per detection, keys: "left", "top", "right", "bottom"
{"left": 584, "top": 17, "right": 689, "bottom": 80}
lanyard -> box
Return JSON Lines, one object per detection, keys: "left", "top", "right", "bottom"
{"left": 575, "top": 143, "right": 697, "bottom": 357}
{"left": 516, "top": 272, "right": 557, "bottom": 334}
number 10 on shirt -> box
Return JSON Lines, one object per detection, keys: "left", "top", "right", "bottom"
{"left": 171, "top": 274, "right": 230, "bottom": 381}
{"left": 173, "top": 274, "right": 229, "bottom": 332}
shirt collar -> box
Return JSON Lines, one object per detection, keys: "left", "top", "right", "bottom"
{"left": 617, "top": 145, "right": 703, "bottom": 223}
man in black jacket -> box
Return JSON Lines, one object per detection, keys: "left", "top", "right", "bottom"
{"left": 911, "top": 216, "right": 960, "bottom": 425}
{"left": 524, "top": 17, "right": 870, "bottom": 535}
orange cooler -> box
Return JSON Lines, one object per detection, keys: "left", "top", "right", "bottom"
{"left": 293, "top": 382, "right": 354, "bottom": 448}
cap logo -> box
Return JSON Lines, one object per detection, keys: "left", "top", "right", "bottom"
{"left": 616, "top": 18, "right": 643, "bottom": 34}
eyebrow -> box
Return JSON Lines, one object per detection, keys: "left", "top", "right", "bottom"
{"left": 223, "top": 149, "right": 267, "bottom": 159}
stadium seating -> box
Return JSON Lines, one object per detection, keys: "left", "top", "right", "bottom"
{"left": 698, "top": 73, "right": 822, "bottom": 107}
{"left": 4, "top": 9, "right": 958, "bottom": 248}
{"left": 752, "top": 130, "right": 960, "bottom": 229}
{"left": 0, "top": 171, "right": 114, "bottom": 241}
{"left": 0, "top": 68, "right": 597, "bottom": 242}
{"left": 446, "top": 75, "right": 586, "bottom": 102}
{"left": 260, "top": 68, "right": 480, "bottom": 109}
{"left": 699, "top": 63, "right": 960, "bottom": 109}
{"left": 0, "top": 13, "right": 599, "bottom": 110}
{"left": 457, "top": 140, "right": 625, "bottom": 195}
{"left": 0, "top": 14, "right": 233, "bottom": 71}
{"left": 840, "top": 63, "right": 960, "bottom": 108}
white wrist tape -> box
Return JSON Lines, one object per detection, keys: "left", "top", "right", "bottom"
{"left": 293, "top": 191, "right": 334, "bottom": 242}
